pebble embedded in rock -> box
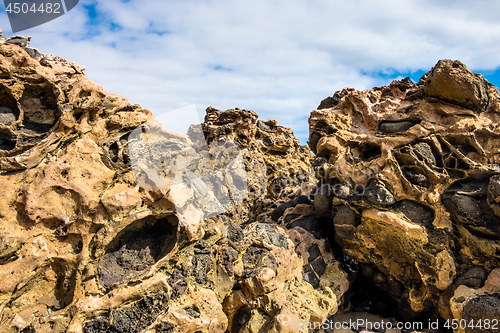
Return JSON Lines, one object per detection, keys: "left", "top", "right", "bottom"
{"left": 462, "top": 295, "right": 500, "bottom": 333}
{"left": 403, "top": 168, "right": 429, "bottom": 187}
{"left": 0, "top": 107, "right": 16, "bottom": 126}
{"left": 413, "top": 142, "right": 437, "bottom": 165}
{"left": 378, "top": 120, "right": 416, "bottom": 133}
{"left": 364, "top": 179, "right": 395, "bottom": 205}
{"left": 393, "top": 200, "right": 435, "bottom": 226}
{"left": 314, "top": 183, "right": 334, "bottom": 216}
{"left": 455, "top": 266, "right": 488, "bottom": 289}
{"left": 5, "top": 36, "right": 29, "bottom": 47}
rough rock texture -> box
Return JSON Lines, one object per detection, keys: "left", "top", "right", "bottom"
{"left": 201, "top": 106, "right": 313, "bottom": 221}
{"left": 449, "top": 268, "right": 500, "bottom": 333}
{"left": 0, "top": 35, "right": 346, "bottom": 333}
{"left": 423, "top": 59, "right": 489, "bottom": 112}
{"left": 310, "top": 59, "right": 500, "bottom": 325}
{"left": 0, "top": 31, "right": 499, "bottom": 333}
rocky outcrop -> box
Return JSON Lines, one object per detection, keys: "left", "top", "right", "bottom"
{"left": 310, "top": 59, "right": 500, "bottom": 326}
{"left": 0, "top": 31, "right": 499, "bottom": 333}
{"left": 423, "top": 59, "right": 489, "bottom": 112}
{"left": 449, "top": 268, "right": 500, "bottom": 333}
{"left": 0, "top": 36, "right": 346, "bottom": 333}
{"left": 201, "top": 106, "right": 313, "bottom": 221}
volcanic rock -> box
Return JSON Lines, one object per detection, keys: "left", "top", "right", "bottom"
{"left": 423, "top": 59, "right": 489, "bottom": 112}
{"left": 309, "top": 60, "right": 500, "bottom": 325}
{"left": 0, "top": 35, "right": 344, "bottom": 332}
{"left": 0, "top": 32, "right": 499, "bottom": 333}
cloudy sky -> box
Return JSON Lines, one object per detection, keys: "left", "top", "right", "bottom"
{"left": 1, "top": 0, "right": 500, "bottom": 143}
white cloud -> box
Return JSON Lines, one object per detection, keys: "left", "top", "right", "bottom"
{"left": 2, "top": 0, "right": 500, "bottom": 143}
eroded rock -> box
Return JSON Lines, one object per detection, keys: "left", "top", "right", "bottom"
{"left": 0, "top": 35, "right": 343, "bottom": 332}
{"left": 309, "top": 59, "right": 500, "bottom": 324}
{"left": 423, "top": 59, "right": 489, "bottom": 112}
{"left": 98, "top": 215, "right": 178, "bottom": 289}
{"left": 1, "top": 33, "right": 499, "bottom": 333}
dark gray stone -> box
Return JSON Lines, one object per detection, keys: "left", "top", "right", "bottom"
{"left": 364, "top": 179, "right": 395, "bottom": 205}
{"left": 288, "top": 216, "right": 323, "bottom": 238}
{"left": 317, "top": 92, "right": 345, "bottom": 109}
{"left": 23, "top": 47, "right": 42, "bottom": 59}
{"left": 308, "top": 244, "right": 321, "bottom": 262}
{"left": 302, "top": 264, "right": 320, "bottom": 288}
{"left": 310, "top": 257, "right": 326, "bottom": 276}
{"left": 83, "top": 293, "right": 169, "bottom": 333}
{"left": 443, "top": 177, "right": 500, "bottom": 239}
{"left": 242, "top": 246, "right": 278, "bottom": 279}
{"left": 403, "top": 168, "right": 429, "bottom": 187}
{"left": 333, "top": 205, "right": 357, "bottom": 226}
{"left": 378, "top": 121, "right": 416, "bottom": 133}
{"left": 167, "top": 269, "right": 188, "bottom": 299}
{"left": 463, "top": 295, "right": 500, "bottom": 333}
{"left": 292, "top": 195, "right": 312, "bottom": 206}
{"left": 311, "top": 157, "right": 328, "bottom": 167}
{"left": 270, "top": 202, "right": 293, "bottom": 221}
{"left": 266, "top": 230, "right": 288, "bottom": 249}
{"left": 256, "top": 120, "right": 271, "bottom": 131}
{"left": 98, "top": 217, "right": 177, "bottom": 289}
{"left": 392, "top": 200, "right": 435, "bottom": 226}
{"left": 455, "top": 267, "right": 488, "bottom": 289}
{"left": 155, "top": 322, "right": 174, "bottom": 332}
{"left": 232, "top": 307, "right": 251, "bottom": 332}
{"left": 314, "top": 184, "right": 333, "bottom": 216}
{"left": 5, "top": 36, "right": 28, "bottom": 47}
{"left": 0, "top": 107, "right": 16, "bottom": 126}
{"left": 413, "top": 142, "right": 436, "bottom": 165}
{"left": 192, "top": 242, "right": 211, "bottom": 284}
{"left": 228, "top": 222, "right": 244, "bottom": 242}
{"left": 443, "top": 193, "right": 500, "bottom": 239}
{"left": 83, "top": 317, "right": 110, "bottom": 333}
{"left": 283, "top": 213, "right": 300, "bottom": 224}
{"left": 185, "top": 306, "right": 201, "bottom": 318}
{"left": 256, "top": 223, "right": 288, "bottom": 249}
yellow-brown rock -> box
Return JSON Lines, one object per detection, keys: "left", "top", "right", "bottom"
{"left": 423, "top": 59, "right": 489, "bottom": 112}
{"left": 310, "top": 59, "right": 500, "bottom": 324}
{"left": 0, "top": 36, "right": 345, "bottom": 332}
{"left": 2, "top": 32, "right": 498, "bottom": 333}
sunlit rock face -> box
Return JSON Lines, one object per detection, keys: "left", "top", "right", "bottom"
{"left": 309, "top": 59, "right": 500, "bottom": 323}
{"left": 0, "top": 36, "right": 346, "bottom": 333}
{"left": 0, "top": 32, "right": 498, "bottom": 333}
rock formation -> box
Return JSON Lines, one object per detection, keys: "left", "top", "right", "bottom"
{"left": 0, "top": 34, "right": 344, "bottom": 333}
{"left": 310, "top": 59, "right": 500, "bottom": 331}
{"left": 0, "top": 33, "right": 498, "bottom": 333}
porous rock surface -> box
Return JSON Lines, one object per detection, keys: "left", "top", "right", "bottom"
{"left": 0, "top": 32, "right": 498, "bottom": 333}
{"left": 0, "top": 36, "right": 346, "bottom": 333}
{"left": 310, "top": 59, "right": 500, "bottom": 329}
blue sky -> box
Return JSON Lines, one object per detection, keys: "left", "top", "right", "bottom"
{"left": 1, "top": 0, "right": 500, "bottom": 144}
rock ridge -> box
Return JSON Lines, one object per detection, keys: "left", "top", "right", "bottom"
{"left": 0, "top": 32, "right": 498, "bottom": 333}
